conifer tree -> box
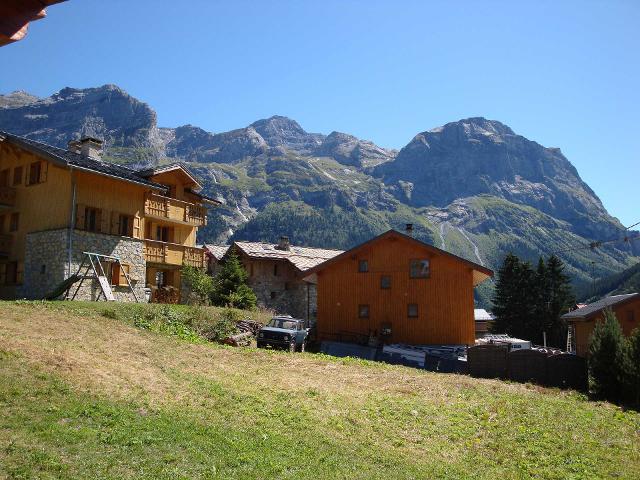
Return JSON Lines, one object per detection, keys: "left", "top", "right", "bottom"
{"left": 545, "top": 255, "right": 575, "bottom": 347}
{"left": 588, "top": 309, "right": 627, "bottom": 402}
{"left": 625, "top": 328, "right": 640, "bottom": 406}
{"left": 210, "top": 250, "right": 257, "bottom": 310}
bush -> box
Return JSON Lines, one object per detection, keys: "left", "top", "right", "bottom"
{"left": 202, "top": 308, "right": 240, "bottom": 342}
{"left": 182, "top": 266, "right": 214, "bottom": 305}
{"left": 588, "top": 309, "right": 628, "bottom": 402}
{"left": 210, "top": 251, "right": 257, "bottom": 310}
{"left": 625, "top": 328, "right": 640, "bottom": 406}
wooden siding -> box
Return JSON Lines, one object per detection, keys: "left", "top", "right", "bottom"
{"left": 315, "top": 234, "right": 478, "bottom": 345}
{"left": 572, "top": 296, "right": 640, "bottom": 357}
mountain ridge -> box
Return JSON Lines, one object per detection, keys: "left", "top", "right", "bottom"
{"left": 1, "top": 85, "right": 637, "bottom": 305}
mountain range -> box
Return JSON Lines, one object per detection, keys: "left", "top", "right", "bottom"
{"left": 1, "top": 84, "right": 638, "bottom": 305}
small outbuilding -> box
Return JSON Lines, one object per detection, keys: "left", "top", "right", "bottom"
{"left": 562, "top": 293, "right": 640, "bottom": 357}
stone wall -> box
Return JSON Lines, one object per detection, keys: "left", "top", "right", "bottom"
{"left": 19, "top": 228, "right": 146, "bottom": 302}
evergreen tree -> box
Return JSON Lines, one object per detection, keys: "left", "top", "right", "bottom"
{"left": 210, "top": 250, "right": 257, "bottom": 310}
{"left": 491, "top": 253, "right": 537, "bottom": 340}
{"left": 545, "top": 255, "right": 575, "bottom": 348}
{"left": 625, "top": 328, "right": 640, "bottom": 406}
{"left": 588, "top": 309, "right": 627, "bottom": 402}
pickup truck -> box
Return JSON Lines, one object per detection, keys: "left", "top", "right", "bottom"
{"left": 257, "top": 316, "right": 309, "bottom": 352}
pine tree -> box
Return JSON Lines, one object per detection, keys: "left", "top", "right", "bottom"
{"left": 588, "top": 309, "right": 627, "bottom": 402}
{"left": 545, "top": 255, "right": 575, "bottom": 348}
{"left": 625, "top": 328, "right": 640, "bottom": 406}
{"left": 210, "top": 250, "right": 257, "bottom": 310}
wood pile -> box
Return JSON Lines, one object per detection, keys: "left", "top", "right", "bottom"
{"left": 236, "top": 320, "right": 263, "bottom": 336}
{"left": 153, "top": 286, "right": 180, "bottom": 304}
{"left": 224, "top": 331, "right": 253, "bottom": 347}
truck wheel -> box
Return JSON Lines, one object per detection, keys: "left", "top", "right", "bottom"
{"left": 289, "top": 341, "right": 296, "bottom": 353}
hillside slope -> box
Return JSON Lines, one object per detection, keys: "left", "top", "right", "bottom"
{"left": 1, "top": 86, "right": 638, "bottom": 304}
{"left": 1, "top": 301, "right": 639, "bottom": 479}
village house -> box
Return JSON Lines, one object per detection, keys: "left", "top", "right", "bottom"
{"left": 0, "top": 131, "right": 217, "bottom": 302}
{"left": 562, "top": 293, "right": 640, "bottom": 357}
{"left": 474, "top": 308, "right": 495, "bottom": 338}
{"left": 205, "top": 237, "right": 343, "bottom": 322}
{"left": 302, "top": 228, "right": 494, "bottom": 346}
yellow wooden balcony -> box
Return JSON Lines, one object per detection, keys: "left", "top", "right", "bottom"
{"left": 0, "top": 186, "right": 16, "bottom": 207}
{"left": 144, "top": 193, "right": 207, "bottom": 226}
{"left": 144, "top": 240, "right": 205, "bottom": 268}
{"left": 0, "top": 234, "right": 11, "bottom": 256}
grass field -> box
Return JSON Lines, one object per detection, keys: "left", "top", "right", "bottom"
{"left": 1, "top": 301, "right": 639, "bottom": 479}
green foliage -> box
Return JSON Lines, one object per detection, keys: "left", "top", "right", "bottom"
{"left": 130, "top": 305, "right": 202, "bottom": 342}
{"left": 491, "top": 253, "right": 574, "bottom": 347}
{"left": 624, "top": 328, "right": 640, "bottom": 405}
{"left": 181, "top": 265, "right": 214, "bottom": 305}
{"left": 210, "top": 251, "right": 257, "bottom": 310}
{"left": 201, "top": 308, "right": 240, "bottom": 342}
{"left": 581, "top": 262, "right": 640, "bottom": 301}
{"left": 588, "top": 309, "right": 629, "bottom": 402}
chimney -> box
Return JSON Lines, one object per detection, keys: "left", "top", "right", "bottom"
{"left": 276, "top": 235, "right": 291, "bottom": 251}
{"left": 405, "top": 223, "right": 414, "bottom": 236}
{"left": 67, "top": 140, "right": 81, "bottom": 154}
{"left": 78, "top": 137, "right": 103, "bottom": 160}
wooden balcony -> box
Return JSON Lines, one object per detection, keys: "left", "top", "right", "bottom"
{"left": 144, "top": 193, "right": 207, "bottom": 226}
{"left": 144, "top": 240, "right": 206, "bottom": 268}
{"left": 0, "top": 186, "right": 16, "bottom": 207}
{"left": 0, "top": 234, "right": 11, "bottom": 256}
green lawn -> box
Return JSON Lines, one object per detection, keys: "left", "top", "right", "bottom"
{"left": 0, "top": 301, "right": 639, "bottom": 479}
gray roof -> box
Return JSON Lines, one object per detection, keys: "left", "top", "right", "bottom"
{"left": 0, "top": 131, "right": 167, "bottom": 191}
{"left": 562, "top": 293, "right": 639, "bottom": 320}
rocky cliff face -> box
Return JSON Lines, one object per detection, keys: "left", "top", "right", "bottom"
{"left": 0, "top": 85, "right": 165, "bottom": 162}
{"left": 1, "top": 86, "right": 637, "bottom": 305}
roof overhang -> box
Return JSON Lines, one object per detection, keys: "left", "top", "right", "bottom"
{"left": 563, "top": 293, "right": 640, "bottom": 322}
{"left": 0, "top": 0, "right": 67, "bottom": 47}
{"left": 138, "top": 163, "right": 203, "bottom": 189}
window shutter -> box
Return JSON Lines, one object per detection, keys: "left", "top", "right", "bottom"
{"left": 133, "top": 215, "right": 141, "bottom": 239}
{"left": 118, "top": 263, "right": 130, "bottom": 286}
{"left": 39, "top": 161, "right": 48, "bottom": 183}
{"left": 110, "top": 211, "right": 120, "bottom": 235}
{"left": 75, "top": 203, "right": 86, "bottom": 229}
{"left": 98, "top": 209, "right": 108, "bottom": 234}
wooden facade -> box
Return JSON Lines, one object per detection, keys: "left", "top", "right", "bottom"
{"left": 0, "top": 134, "right": 215, "bottom": 301}
{"left": 566, "top": 294, "right": 640, "bottom": 357}
{"left": 304, "top": 230, "right": 493, "bottom": 346}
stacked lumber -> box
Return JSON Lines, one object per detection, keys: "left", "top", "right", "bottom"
{"left": 224, "top": 331, "right": 253, "bottom": 347}
{"left": 236, "top": 320, "right": 262, "bottom": 336}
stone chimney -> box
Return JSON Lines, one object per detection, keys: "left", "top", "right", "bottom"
{"left": 75, "top": 137, "right": 103, "bottom": 160}
{"left": 67, "top": 140, "right": 81, "bottom": 154}
{"left": 405, "top": 223, "right": 414, "bottom": 236}
{"left": 276, "top": 236, "right": 291, "bottom": 251}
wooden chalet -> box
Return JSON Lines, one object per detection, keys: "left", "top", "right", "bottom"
{"left": 303, "top": 229, "right": 494, "bottom": 346}
{"left": 0, "top": 131, "right": 218, "bottom": 302}
{"left": 562, "top": 293, "right": 640, "bottom": 357}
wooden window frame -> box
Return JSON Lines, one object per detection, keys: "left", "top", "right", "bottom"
{"left": 9, "top": 213, "right": 19, "bottom": 232}
{"left": 409, "top": 259, "right": 430, "bottom": 279}
{"left": 84, "top": 207, "right": 99, "bottom": 233}
{"left": 358, "top": 259, "right": 369, "bottom": 273}
{"left": 408, "top": 303, "right": 419, "bottom": 318}
{"left": 0, "top": 169, "right": 9, "bottom": 187}
{"left": 358, "top": 304, "right": 370, "bottom": 319}
{"left": 380, "top": 275, "right": 391, "bottom": 290}
{"left": 26, "top": 161, "right": 47, "bottom": 186}
{"left": 12, "top": 166, "right": 23, "bottom": 186}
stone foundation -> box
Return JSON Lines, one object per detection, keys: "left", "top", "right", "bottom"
{"left": 19, "top": 228, "right": 146, "bottom": 302}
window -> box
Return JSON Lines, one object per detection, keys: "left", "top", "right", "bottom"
{"left": 358, "top": 304, "right": 370, "bottom": 318}
{"left": 12, "top": 166, "right": 23, "bottom": 186}
{"left": 9, "top": 213, "right": 19, "bottom": 232}
{"left": 111, "top": 263, "right": 130, "bottom": 287}
{"left": 27, "top": 161, "right": 47, "bottom": 185}
{"left": 410, "top": 259, "right": 430, "bottom": 278}
{"left": 84, "top": 207, "right": 99, "bottom": 232}
{"left": 273, "top": 263, "right": 279, "bottom": 276}
{"left": 380, "top": 275, "right": 391, "bottom": 289}
{"left": 118, "top": 214, "right": 133, "bottom": 237}
{"left": 40, "top": 264, "right": 46, "bottom": 274}
{"left": 358, "top": 259, "right": 369, "bottom": 273}
{"left": 628, "top": 310, "right": 636, "bottom": 323}
{"left": 408, "top": 303, "right": 419, "bottom": 318}
{"left": 0, "top": 169, "right": 9, "bottom": 187}
{"left": 155, "top": 226, "right": 171, "bottom": 242}
{"left": 270, "top": 291, "right": 277, "bottom": 299}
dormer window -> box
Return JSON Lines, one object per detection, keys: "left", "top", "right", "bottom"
{"left": 410, "top": 259, "right": 430, "bottom": 278}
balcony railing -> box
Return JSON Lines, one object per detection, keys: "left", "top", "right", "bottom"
{"left": 0, "top": 234, "right": 11, "bottom": 256}
{"left": 144, "top": 193, "right": 207, "bottom": 226}
{"left": 143, "top": 240, "right": 206, "bottom": 268}
{"left": 0, "top": 186, "right": 16, "bottom": 207}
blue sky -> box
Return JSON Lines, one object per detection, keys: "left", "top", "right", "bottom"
{"left": 1, "top": 0, "right": 638, "bottom": 226}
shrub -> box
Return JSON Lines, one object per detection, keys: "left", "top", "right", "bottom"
{"left": 210, "top": 251, "right": 257, "bottom": 310}
{"left": 202, "top": 308, "right": 240, "bottom": 342}
{"left": 588, "top": 309, "right": 628, "bottom": 402}
{"left": 182, "top": 266, "right": 214, "bottom": 305}
{"left": 625, "top": 328, "right": 640, "bottom": 406}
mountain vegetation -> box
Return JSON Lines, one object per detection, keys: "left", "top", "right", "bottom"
{"left": 2, "top": 85, "right": 638, "bottom": 306}
{"left": 580, "top": 261, "right": 640, "bottom": 301}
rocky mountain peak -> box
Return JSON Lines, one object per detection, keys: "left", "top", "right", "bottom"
{"left": 249, "top": 115, "right": 324, "bottom": 152}
{"left": 315, "top": 131, "right": 396, "bottom": 168}
{"left": 0, "top": 90, "right": 40, "bottom": 108}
